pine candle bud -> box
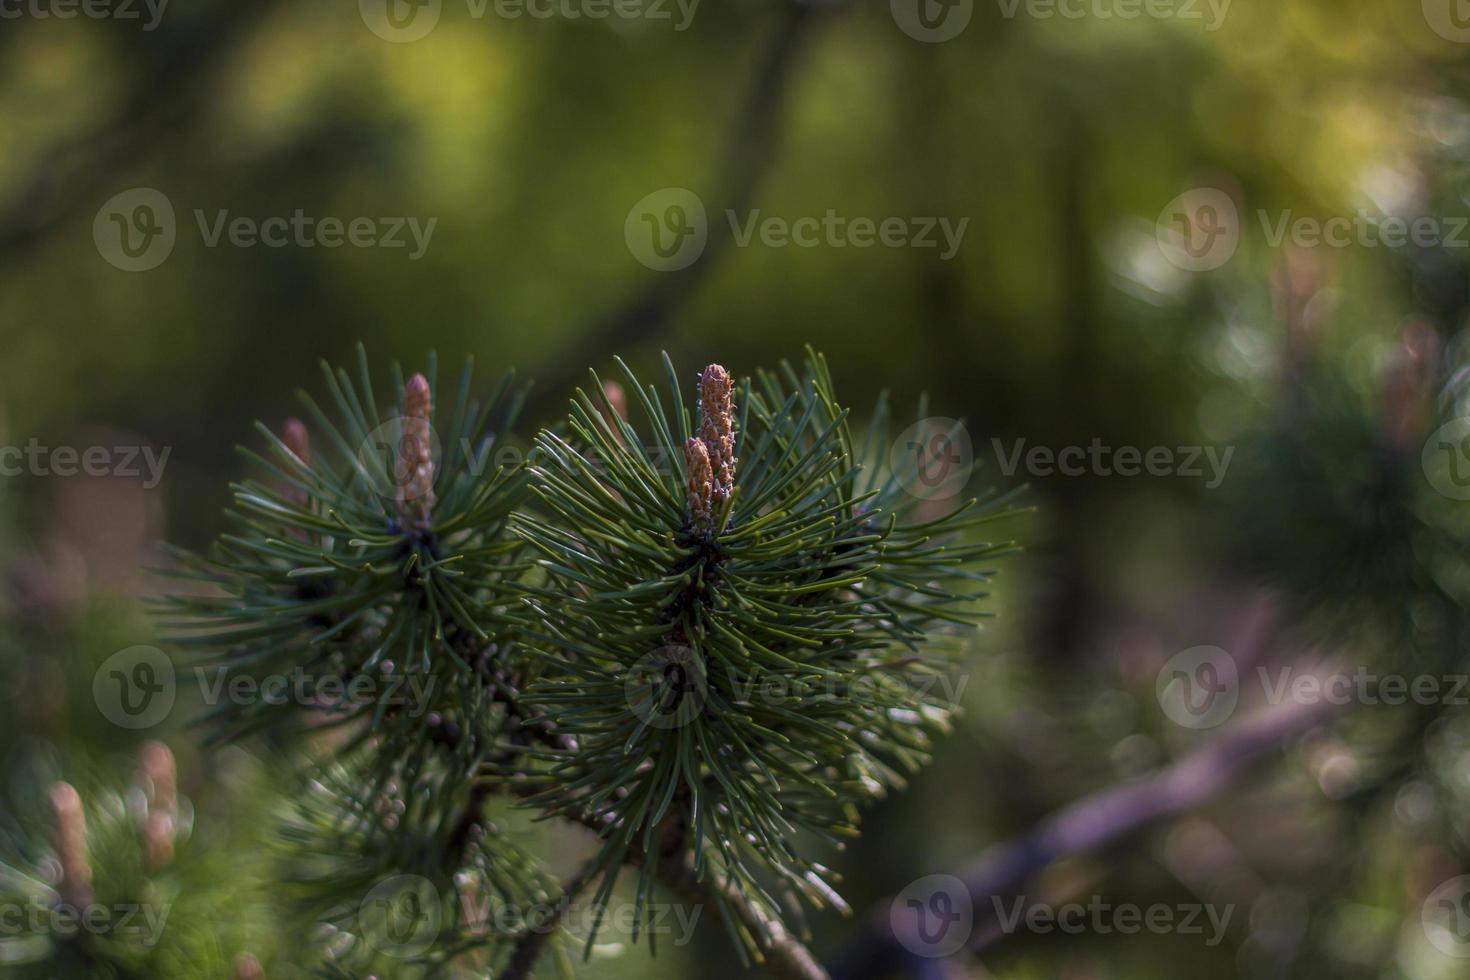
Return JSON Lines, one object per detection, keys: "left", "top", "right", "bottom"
{"left": 1382, "top": 320, "right": 1438, "bottom": 451}
{"left": 685, "top": 437, "right": 714, "bottom": 532}
{"left": 140, "top": 741, "right": 178, "bottom": 870}
{"left": 234, "top": 952, "right": 264, "bottom": 980}
{"left": 281, "top": 417, "right": 310, "bottom": 468}
{"left": 602, "top": 380, "right": 629, "bottom": 445}
{"left": 697, "top": 364, "right": 736, "bottom": 508}
{"left": 398, "top": 373, "right": 436, "bottom": 531}
{"left": 50, "top": 782, "right": 93, "bottom": 908}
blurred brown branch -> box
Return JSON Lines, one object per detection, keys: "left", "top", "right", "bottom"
{"left": 827, "top": 667, "right": 1344, "bottom": 980}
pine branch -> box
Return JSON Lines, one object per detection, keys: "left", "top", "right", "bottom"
{"left": 500, "top": 857, "right": 600, "bottom": 980}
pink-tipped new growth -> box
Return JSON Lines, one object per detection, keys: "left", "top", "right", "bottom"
{"left": 140, "top": 741, "right": 177, "bottom": 870}
{"left": 685, "top": 437, "right": 714, "bottom": 532}
{"left": 398, "top": 373, "right": 436, "bottom": 531}
{"left": 50, "top": 782, "right": 92, "bottom": 908}
{"left": 281, "top": 417, "right": 310, "bottom": 468}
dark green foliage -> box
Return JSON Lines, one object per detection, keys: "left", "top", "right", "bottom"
{"left": 157, "top": 346, "right": 532, "bottom": 747}
{"left": 144, "top": 345, "right": 1020, "bottom": 972}
{"left": 514, "top": 350, "right": 1021, "bottom": 953}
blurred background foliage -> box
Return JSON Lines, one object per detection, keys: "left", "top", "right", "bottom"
{"left": 6, "top": 0, "right": 1470, "bottom": 977}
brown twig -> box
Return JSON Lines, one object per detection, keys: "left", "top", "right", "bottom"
{"left": 827, "top": 685, "right": 1344, "bottom": 980}
{"left": 500, "top": 857, "right": 601, "bottom": 980}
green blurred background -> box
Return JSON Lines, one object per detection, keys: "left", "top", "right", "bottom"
{"left": 6, "top": 0, "right": 1470, "bottom": 976}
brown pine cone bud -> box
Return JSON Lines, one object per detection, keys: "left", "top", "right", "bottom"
{"left": 696, "top": 364, "right": 736, "bottom": 509}
{"left": 685, "top": 437, "right": 714, "bottom": 532}
{"left": 234, "top": 952, "right": 264, "bottom": 980}
{"left": 281, "top": 418, "right": 310, "bottom": 468}
{"left": 397, "top": 373, "right": 436, "bottom": 531}
{"left": 50, "top": 782, "right": 93, "bottom": 908}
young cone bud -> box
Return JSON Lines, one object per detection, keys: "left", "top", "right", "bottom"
{"left": 1382, "top": 319, "right": 1439, "bottom": 452}
{"left": 50, "top": 782, "right": 92, "bottom": 908}
{"left": 234, "top": 952, "right": 264, "bottom": 980}
{"left": 140, "top": 741, "right": 178, "bottom": 870}
{"left": 696, "top": 364, "right": 736, "bottom": 509}
{"left": 600, "top": 381, "right": 629, "bottom": 446}
{"left": 398, "top": 373, "right": 436, "bottom": 531}
{"left": 685, "top": 437, "right": 714, "bottom": 532}
{"left": 281, "top": 418, "right": 310, "bottom": 468}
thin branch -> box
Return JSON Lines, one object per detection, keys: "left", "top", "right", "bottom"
{"left": 654, "top": 849, "right": 832, "bottom": 980}
{"left": 827, "top": 684, "right": 1343, "bottom": 980}
{"left": 499, "top": 856, "right": 601, "bottom": 980}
